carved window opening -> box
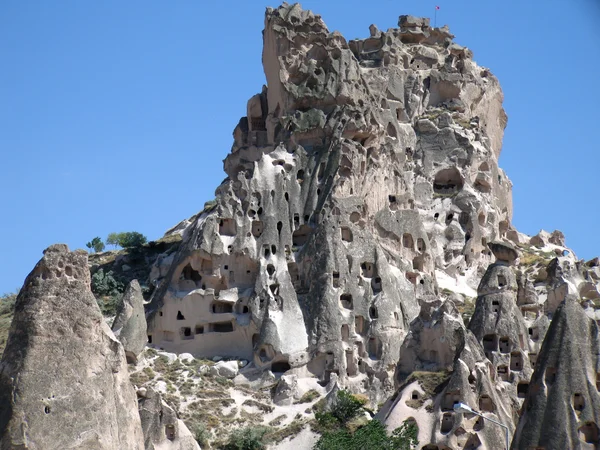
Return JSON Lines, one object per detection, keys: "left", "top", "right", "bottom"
{"left": 499, "top": 336, "right": 510, "bottom": 353}
{"left": 332, "top": 272, "right": 340, "bottom": 288}
{"left": 195, "top": 325, "right": 204, "bottom": 335}
{"left": 574, "top": 393, "right": 585, "bottom": 411}
{"left": 180, "top": 327, "right": 193, "bottom": 340}
{"left": 498, "top": 274, "right": 507, "bottom": 287}
{"left": 483, "top": 334, "right": 497, "bottom": 352}
{"left": 433, "top": 167, "right": 463, "bottom": 195}
{"left": 440, "top": 413, "right": 453, "bottom": 434}
{"left": 510, "top": 351, "right": 523, "bottom": 371}
{"left": 340, "top": 294, "right": 353, "bottom": 310}
{"left": 211, "top": 302, "right": 233, "bottom": 314}
{"left": 497, "top": 365, "right": 509, "bottom": 382}
{"left": 341, "top": 227, "right": 353, "bottom": 242}
{"left": 479, "top": 395, "right": 494, "bottom": 412}
{"left": 176, "top": 311, "right": 185, "bottom": 320}
{"left": 517, "top": 382, "right": 529, "bottom": 399}
{"left": 219, "top": 218, "right": 236, "bottom": 236}
{"left": 252, "top": 221, "right": 264, "bottom": 238}
{"left": 210, "top": 321, "right": 234, "bottom": 333}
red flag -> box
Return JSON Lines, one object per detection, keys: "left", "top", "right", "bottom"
{"left": 436, "top": 5, "right": 440, "bottom": 9}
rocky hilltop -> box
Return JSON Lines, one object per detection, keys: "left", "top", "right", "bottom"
{"left": 2, "top": 3, "right": 600, "bottom": 450}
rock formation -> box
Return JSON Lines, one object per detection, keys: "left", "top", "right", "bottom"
{"left": 145, "top": 3, "right": 515, "bottom": 404}
{"left": 138, "top": 387, "right": 200, "bottom": 450}
{"left": 0, "top": 244, "right": 144, "bottom": 450}
{"left": 512, "top": 298, "right": 600, "bottom": 449}
{"left": 112, "top": 279, "right": 148, "bottom": 364}
{"left": 3, "top": 3, "right": 599, "bottom": 449}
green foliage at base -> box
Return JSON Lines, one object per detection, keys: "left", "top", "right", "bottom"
{"left": 314, "top": 390, "right": 418, "bottom": 450}
{"left": 315, "top": 420, "right": 417, "bottom": 450}
{"left": 223, "top": 426, "right": 270, "bottom": 450}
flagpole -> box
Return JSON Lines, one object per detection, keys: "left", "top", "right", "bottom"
{"left": 434, "top": 7, "right": 437, "bottom": 28}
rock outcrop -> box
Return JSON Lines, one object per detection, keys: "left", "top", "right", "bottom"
{"left": 138, "top": 387, "right": 201, "bottom": 450}
{"left": 145, "top": 2, "right": 514, "bottom": 403}
{"left": 512, "top": 298, "right": 600, "bottom": 450}
{"left": 112, "top": 279, "right": 148, "bottom": 364}
{"left": 0, "top": 244, "right": 144, "bottom": 450}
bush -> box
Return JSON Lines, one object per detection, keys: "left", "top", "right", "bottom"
{"left": 194, "top": 423, "right": 209, "bottom": 447}
{"left": 315, "top": 419, "right": 418, "bottom": 450}
{"left": 91, "top": 269, "right": 124, "bottom": 297}
{"left": 224, "top": 426, "right": 270, "bottom": 450}
{"left": 314, "top": 390, "right": 418, "bottom": 450}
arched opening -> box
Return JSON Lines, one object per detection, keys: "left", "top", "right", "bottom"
{"left": 441, "top": 391, "right": 460, "bottom": 411}
{"left": 574, "top": 393, "right": 585, "bottom": 411}
{"left": 340, "top": 294, "right": 353, "bottom": 309}
{"left": 369, "top": 305, "right": 378, "bottom": 319}
{"left": 433, "top": 167, "right": 464, "bottom": 195}
{"left": 165, "top": 424, "right": 176, "bottom": 441}
{"left": 579, "top": 422, "right": 599, "bottom": 444}
{"left": 176, "top": 311, "right": 185, "bottom": 320}
{"left": 417, "top": 238, "right": 426, "bottom": 252}
{"left": 402, "top": 233, "right": 414, "bottom": 250}
{"left": 355, "top": 316, "right": 365, "bottom": 335}
{"left": 252, "top": 221, "right": 264, "bottom": 238}
{"left": 367, "top": 336, "right": 381, "bottom": 359}
{"left": 440, "top": 413, "right": 453, "bottom": 434}
{"left": 195, "top": 325, "right": 204, "bottom": 335}
{"left": 413, "top": 256, "right": 424, "bottom": 272}
{"left": 361, "top": 262, "right": 375, "bottom": 278}
{"left": 180, "top": 263, "right": 202, "bottom": 282}
{"left": 211, "top": 301, "right": 233, "bottom": 314}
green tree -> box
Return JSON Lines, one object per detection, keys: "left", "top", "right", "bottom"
{"left": 106, "top": 232, "right": 121, "bottom": 249}
{"left": 86, "top": 237, "right": 105, "bottom": 253}
{"left": 118, "top": 231, "right": 147, "bottom": 248}
{"left": 314, "top": 390, "right": 418, "bottom": 450}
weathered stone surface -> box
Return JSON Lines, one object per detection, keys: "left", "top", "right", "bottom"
{"left": 112, "top": 279, "right": 148, "bottom": 364}
{"left": 0, "top": 244, "right": 144, "bottom": 450}
{"left": 512, "top": 299, "right": 600, "bottom": 449}
{"left": 144, "top": 3, "right": 514, "bottom": 405}
{"left": 138, "top": 387, "right": 200, "bottom": 450}
{"left": 209, "top": 360, "right": 239, "bottom": 379}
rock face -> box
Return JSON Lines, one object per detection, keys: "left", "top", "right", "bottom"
{"left": 146, "top": 2, "right": 513, "bottom": 402}
{"left": 135, "top": 3, "right": 600, "bottom": 447}
{"left": 112, "top": 279, "right": 148, "bottom": 364}
{"left": 138, "top": 387, "right": 200, "bottom": 450}
{"left": 512, "top": 298, "right": 600, "bottom": 450}
{"left": 0, "top": 244, "right": 144, "bottom": 450}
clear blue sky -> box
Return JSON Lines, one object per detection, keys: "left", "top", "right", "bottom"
{"left": 1, "top": 0, "right": 599, "bottom": 294}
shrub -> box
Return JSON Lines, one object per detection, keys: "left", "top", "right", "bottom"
{"left": 224, "top": 426, "right": 270, "bottom": 450}
{"left": 314, "top": 390, "right": 418, "bottom": 450}
{"left": 91, "top": 269, "right": 123, "bottom": 297}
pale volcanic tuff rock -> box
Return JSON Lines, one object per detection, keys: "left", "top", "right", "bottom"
{"left": 138, "top": 387, "right": 200, "bottom": 450}
{"left": 145, "top": 2, "right": 514, "bottom": 402}
{"left": 0, "top": 244, "right": 144, "bottom": 450}
{"left": 512, "top": 298, "right": 600, "bottom": 450}
{"left": 112, "top": 279, "right": 148, "bottom": 364}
